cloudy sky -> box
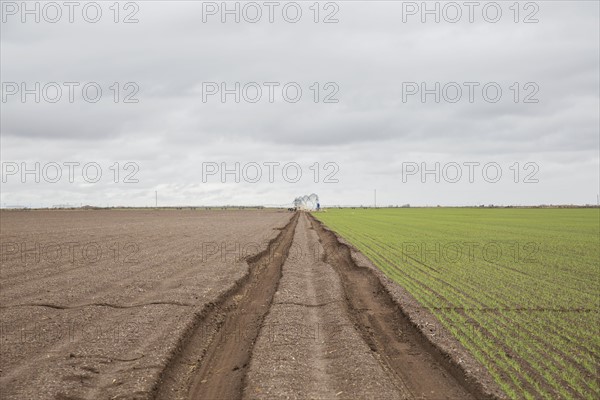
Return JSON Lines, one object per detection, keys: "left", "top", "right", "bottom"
{"left": 1, "top": 0, "right": 598, "bottom": 207}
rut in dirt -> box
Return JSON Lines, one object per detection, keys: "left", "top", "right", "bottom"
{"left": 154, "top": 212, "right": 299, "bottom": 400}
{"left": 308, "top": 213, "right": 492, "bottom": 400}
{"left": 243, "top": 212, "right": 411, "bottom": 399}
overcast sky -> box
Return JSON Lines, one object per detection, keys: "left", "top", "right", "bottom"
{"left": 1, "top": 0, "right": 598, "bottom": 207}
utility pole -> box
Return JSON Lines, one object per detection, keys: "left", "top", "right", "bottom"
{"left": 155, "top": 191, "right": 158, "bottom": 208}
{"left": 374, "top": 189, "right": 377, "bottom": 208}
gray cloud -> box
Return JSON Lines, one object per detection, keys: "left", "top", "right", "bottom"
{"left": 1, "top": 1, "right": 598, "bottom": 207}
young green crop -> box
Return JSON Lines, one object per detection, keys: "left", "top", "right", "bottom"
{"left": 315, "top": 208, "right": 600, "bottom": 400}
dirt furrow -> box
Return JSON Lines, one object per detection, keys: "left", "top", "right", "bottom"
{"left": 308, "top": 213, "right": 485, "bottom": 399}
{"left": 154, "top": 212, "right": 299, "bottom": 400}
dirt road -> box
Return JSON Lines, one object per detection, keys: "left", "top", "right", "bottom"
{"left": 243, "top": 213, "right": 475, "bottom": 399}
{"left": 163, "top": 212, "right": 481, "bottom": 399}
{"left": 244, "top": 212, "right": 409, "bottom": 398}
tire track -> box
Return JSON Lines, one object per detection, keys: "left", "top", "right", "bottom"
{"left": 308, "top": 213, "right": 486, "bottom": 399}
{"left": 243, "top": 212, "right": 409, "bottom": 399}
{"left": 153, "top": 212, "right": 299, "bottom": 400}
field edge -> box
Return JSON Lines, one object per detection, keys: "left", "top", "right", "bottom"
{"left": 310, "top": 213, "right": 508, "bottom": 400}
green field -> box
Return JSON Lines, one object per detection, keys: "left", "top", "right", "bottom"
{"left": 315, "top": 208, "right": 600, "bottom": 400}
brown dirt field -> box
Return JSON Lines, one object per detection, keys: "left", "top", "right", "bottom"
{"left": 1, "top": 209, "right": 500, "bottom": 399}
{"left": 0, "top": 209, "right": 291, "bottom": 399}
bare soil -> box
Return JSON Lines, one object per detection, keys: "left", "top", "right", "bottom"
{"left": 0, "top": 209, "right": 291, "bottom": 399}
